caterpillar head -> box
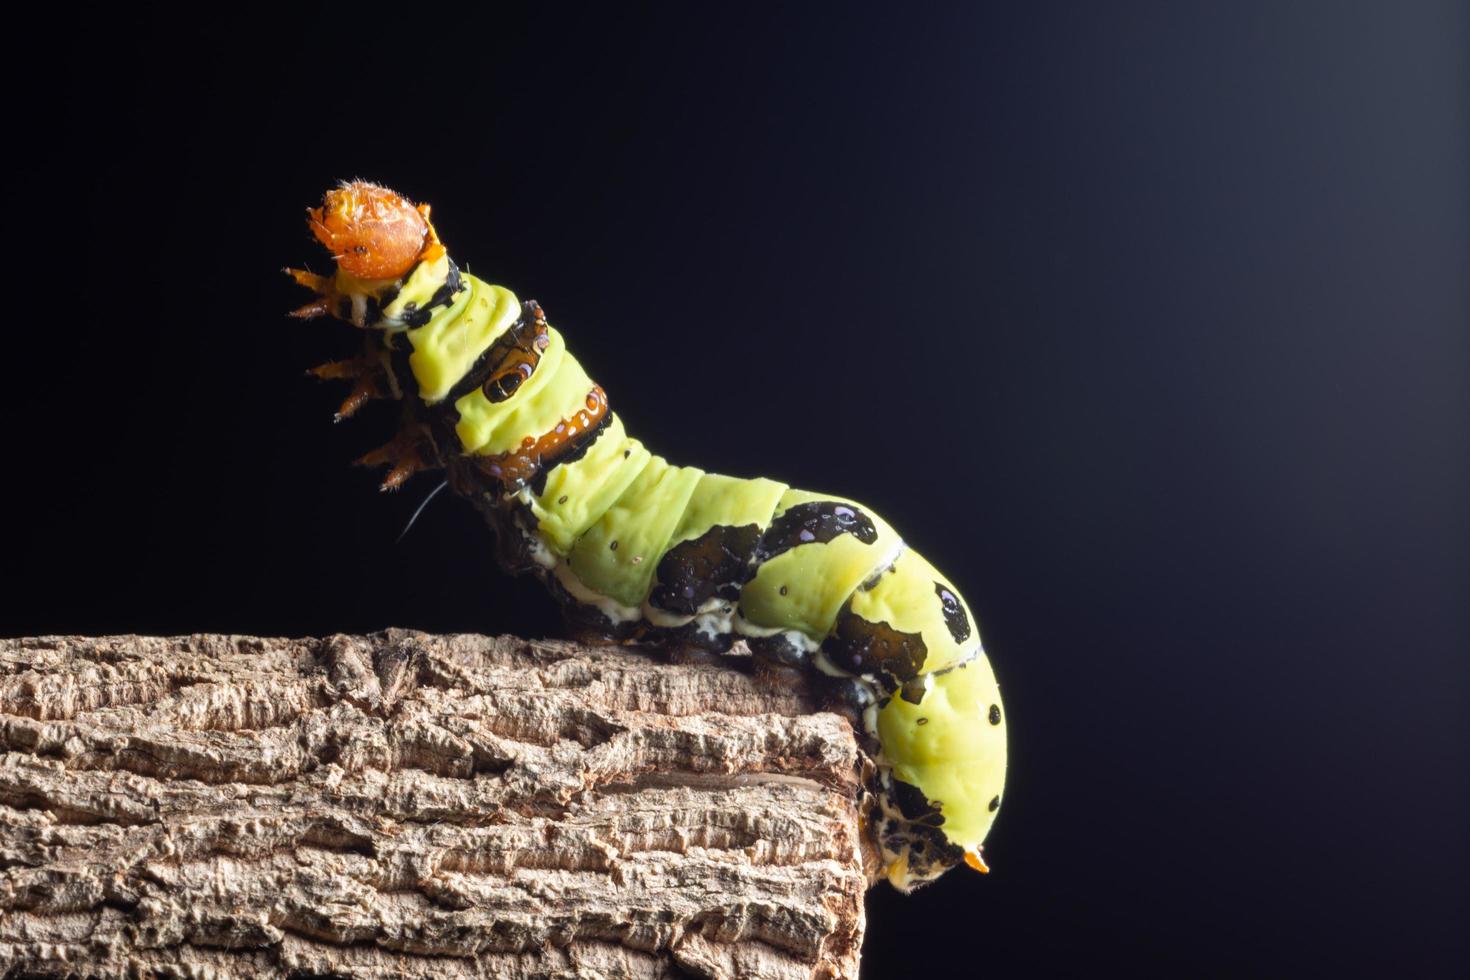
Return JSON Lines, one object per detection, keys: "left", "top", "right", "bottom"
{"left": 286, "top": 180, "right": 458, "bottom": 489}
{"left": 308, "top": 180, "right": 438, "bottom": 281}
{"left": 286, "top": 180, "right": 449, "bottom": 329}
{"left": 287, "top": 180, "right": 551, "bottom": 492}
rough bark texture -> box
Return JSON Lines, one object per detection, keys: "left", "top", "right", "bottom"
{"left": 0, "top": 632, "right": 871, "bottom": 979}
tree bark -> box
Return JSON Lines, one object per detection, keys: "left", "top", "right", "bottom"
{"left": 0, "top": 632, "right": 870, "bottom": 979}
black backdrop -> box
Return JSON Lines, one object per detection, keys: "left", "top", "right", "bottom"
{"left": 7, "top": 3, "right": 1467, "bottom": 976}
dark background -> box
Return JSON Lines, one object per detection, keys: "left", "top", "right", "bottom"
{"left": 7, "top": 2, "right": 1467, "bottom": 976}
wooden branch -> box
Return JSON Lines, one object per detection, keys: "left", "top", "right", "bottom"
{"left": 0, "top": 632, "right": 870, "bottom": 979}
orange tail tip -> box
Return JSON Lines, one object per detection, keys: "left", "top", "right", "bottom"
{"left": 964, "top": 849, "right": 991, "bottom": 874}
{"left": 308, "top": 181, "right": 434, "bottom": 281}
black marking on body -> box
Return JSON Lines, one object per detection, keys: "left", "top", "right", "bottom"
{"left": 874, "top": 787, "right": 965, "bottom": 883}
{"left": 442, "top": 324, "right": 516, "bottom": 403}
{"left": 749, "top": 501, "right": 878, "bottom": 568}
{"left": 934, "top": 583, "right": 971, "bottom": 644}
{"left": 544, "top": 573, "right": 642, "bottom": 642}
{"left": 526, "top": 410, "right": 614, "bottom": 497}
{"left": 747, "top": 632, "right": 812, "bottom": 671}
{"left": 823, "top": 606, "right": 927, "bottom": 687}
{"left": 898, "top": 676, "right": 927, "bottom": 705}
{"left": 362, "top": 280, "right": 402, "bottom": 326}
{"left": 444, "top": 302, "right": 552, "bottom": 405}
{"left": 649, "top": 524, "right": 762, "bottom": 616}
{"left": 485, "top": 370, "right": 524, "bottom": 402}
{"left": 989, "top": 795, "right": 1001, "bottom": 812}
{"left": 651, "top": 619, "right": 737, "bottom": 655}
{"left": 892, "top": 778, "right": 945, "bottom": 829}
{"left": 989, "top": 703, "right": 1002, "bottom": 725}
{"left": 818, "top": 675, "right": 877, "bottom": 737}
{"left": 372, "top": 284, "right": 401, "bottom": 322}
{"left": 879, "top": 817, "right": 963, "bottom": 883}
{"left": 384, "top": 335, "right": 420, "bottom": 407}
{"left": 401, "top": 259, "right": 464, "bottom": 328}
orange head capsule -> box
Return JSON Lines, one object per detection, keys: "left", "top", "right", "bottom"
{"left": 308, "top": 181, "right": 433, "bottom": 280}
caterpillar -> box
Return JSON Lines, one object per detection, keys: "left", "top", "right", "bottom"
{"left": 286, "top": 181, "right": 1007, "bottom": 890}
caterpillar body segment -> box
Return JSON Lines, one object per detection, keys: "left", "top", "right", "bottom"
{"left": 289, "top": 181, "right": 1007, "bottom": 890}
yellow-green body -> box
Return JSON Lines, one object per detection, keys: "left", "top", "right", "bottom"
{"left": 326, "top": 253, "right": 1007, "bottom": 889}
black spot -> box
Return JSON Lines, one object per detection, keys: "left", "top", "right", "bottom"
{"left": 989, "top": 796, "right": 1001, "bottom": 812}
{"left": 557, "top": 495, "right": 568, "bottom": 505}
{"left": 609, "top": 540, "right": 619, "bottom": 551}
{"left": 779, "top": 585, "right": 788, "bottom": 596}
{"left": 750, "top": 501, "right": 879, "bottom": 568}
{"left": 823, "top": 606, "right": 928, "bottom": 686}
{"left": 934, "top": 583, "right": 971, "bottom": 644}
{"left": 989, "top": 704, "right": 1002, "bottom": 725}
{"left": 857, "top": 566, "right": 887, "bottom": 591}
{"left": 650, "top": 524, "right": 762, "bottom": 615}
{"left": 916, "top": 717, "right": 928, "bottom": 726}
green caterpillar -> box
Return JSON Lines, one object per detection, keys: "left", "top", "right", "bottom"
{"left": 288, "top": 181, "right": 1007, "bottom": 889}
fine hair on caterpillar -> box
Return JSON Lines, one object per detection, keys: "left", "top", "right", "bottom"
{"left": 285, "top": 180, "right": 1008, "bottom": 890}
{"left": 396, "top": 479, "right": 450, "bottom": 544}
